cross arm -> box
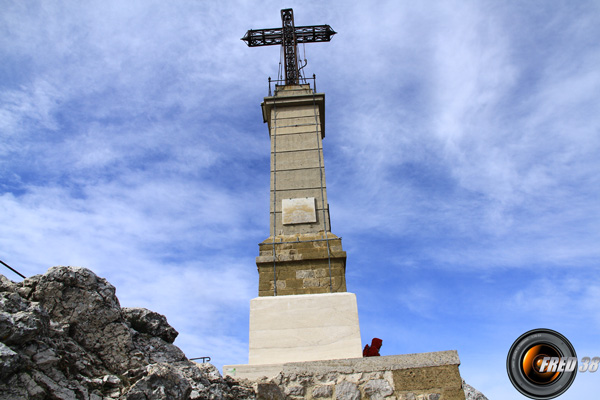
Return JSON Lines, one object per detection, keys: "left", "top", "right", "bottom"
{"left": 295, "top": 25, "right": 337, "bottom": 44}
{"left": 241, "top": 25, "right": 336, "bottom": 47}
{"left": 242, "top": 28, "right": 284, "bottom": 47}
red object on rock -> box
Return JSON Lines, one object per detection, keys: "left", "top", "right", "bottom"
{"left": 363, "top": 338, "right": 382, "bottom": 357}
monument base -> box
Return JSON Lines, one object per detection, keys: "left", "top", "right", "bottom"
{"left": 247, "top": 292, "right": 362, "bottom": 365}
{"left": 224, "top": 351, "right": 466, "bottom": 400}
{"left": 256, "top": 233, "right": 348, "bottom": 296}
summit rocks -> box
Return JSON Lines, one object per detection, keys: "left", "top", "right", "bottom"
{"left": 0, "top": 266, "right": 255, "bottom": 400}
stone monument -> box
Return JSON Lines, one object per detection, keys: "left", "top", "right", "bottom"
{"left": 224, "top": 10, "right": 466, "bottom": 400}
{"left": 226, "top": 9, "right": 362, "bottom": 372}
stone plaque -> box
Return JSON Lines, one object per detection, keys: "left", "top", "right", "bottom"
{"left": 282, "top": 197, "right": 316, "bottom": 225}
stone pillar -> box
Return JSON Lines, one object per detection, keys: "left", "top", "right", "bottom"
{"left": 221, "top": 82, "right": 362, "bottom": 374}
{"left": 258, "top": 84, "right": 347, "bottom": 296}
{"left": 262, "top": 84, "right": 330, "bottom": 236}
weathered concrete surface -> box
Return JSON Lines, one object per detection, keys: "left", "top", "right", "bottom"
{"left": 247, "top": 292, "right": 362, "bottom": 365}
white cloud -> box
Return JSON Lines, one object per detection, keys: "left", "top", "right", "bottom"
{"left": 511, "top": 276, "right": 600, "bottom": 327}
{"left": 1, "top": 1, "right": 599, "bottom": 397}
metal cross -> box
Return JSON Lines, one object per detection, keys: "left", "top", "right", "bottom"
{"left": 242, "top": 9, "right": 336, "bottom": 85}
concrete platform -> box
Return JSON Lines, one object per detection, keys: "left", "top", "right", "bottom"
{"left": 246, "top": 292, "right": 362, "bottom": 365}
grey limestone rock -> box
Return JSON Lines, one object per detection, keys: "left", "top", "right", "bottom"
{"left": 123, "top": 307, "right": 179, "bottom": 343}
{"left": 0, "top": 341, "right": 21, "bottom": 380}
{"left": 0, "top": 292, "right": 49, "bottom": 345}
{"left": 21, "top": 266, "right": 139, "bottom": 373}
{"left": 285, "top": 385, "right": 305, "bottom": 396}
{"left": 335, "top": 380, "right": 361, "bottom": 400}
{"left": 363, "top": 378, "right": 393, "bottom": 399}
{"left": 0, "top": 275, "right": 17, "bottom": 293}
{"left": 463, "top": 379, "right": 489, "bottom": 400}
{"left": 313, "top": 384, "right": 334, "bottom": 398}
{"left": 124, "top": 363, "right": 191, "bottom": 400}
{"left": 256, "top": 382, "right": 286, "bottom": 400}
{"left": 132, "top": 333, "right": 187, "bottom": 364}
{"left": 0, "top": 266, "right": 255, "bottom": 400}
{"left": 0, "top": 372, "right": 45, "bottom": 400}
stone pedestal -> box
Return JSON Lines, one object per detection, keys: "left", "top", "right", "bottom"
{"left": 224, "top": 292, "right": 362, "bottom": 376}
{"left": 249, "top": 292, "right": 362, "bottom": 364}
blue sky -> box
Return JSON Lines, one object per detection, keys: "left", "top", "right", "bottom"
{"left": 1, "top": 1, "right": 599, "bottom": 398}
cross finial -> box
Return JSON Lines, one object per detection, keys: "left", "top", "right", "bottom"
{"left": 242, "top": 9, "right": 336, "bottom": 85}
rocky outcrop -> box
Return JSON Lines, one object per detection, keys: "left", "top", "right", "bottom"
{"left": 462, "top": 380, "right": 488, "bottom": 400}
{"left": 0, "top": 266, "right": 255, "bottom": 400}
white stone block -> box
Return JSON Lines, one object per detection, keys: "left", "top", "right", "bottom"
{"left": 248, "top": 292, "right": 362, "bottom": 365}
